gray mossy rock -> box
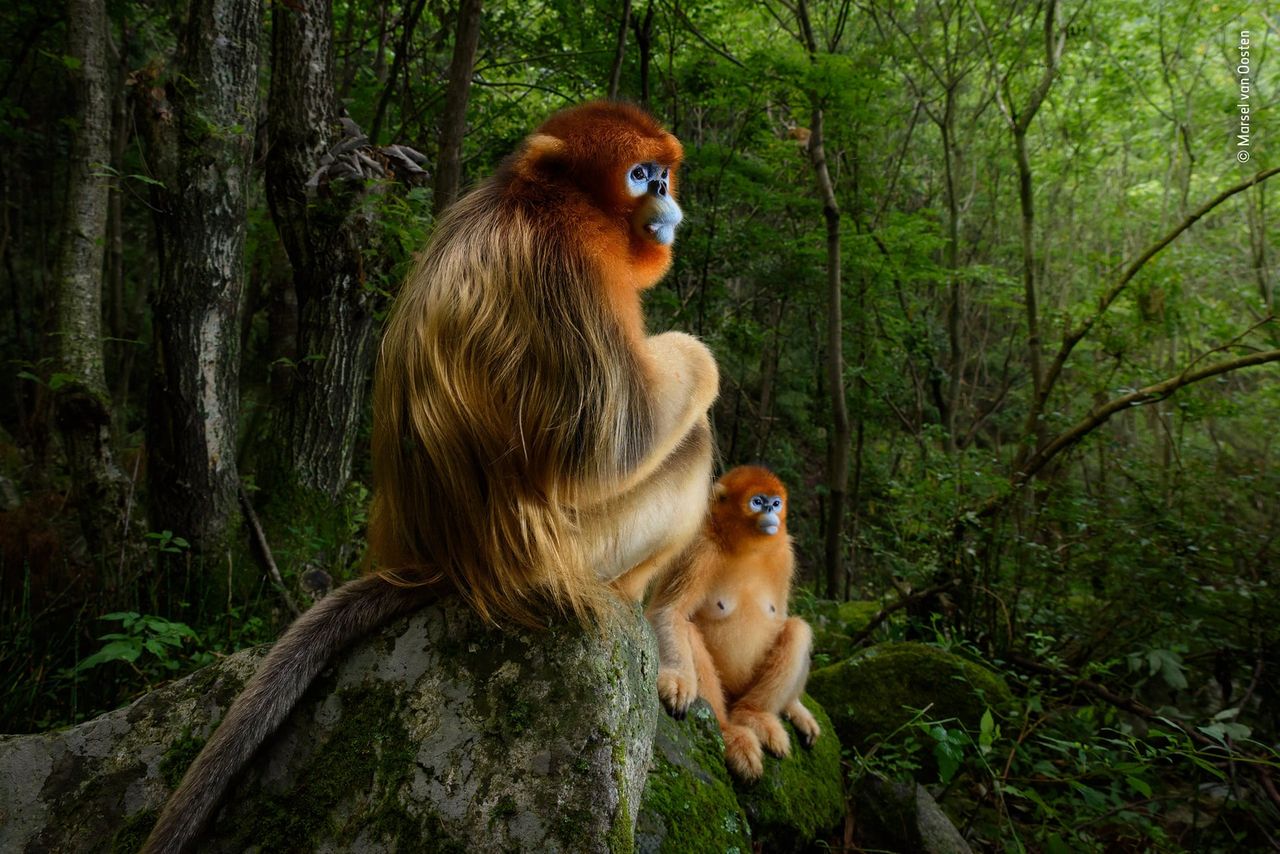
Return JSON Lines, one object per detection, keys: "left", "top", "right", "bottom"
{"left": 854, "top": 777, "right": 972, "bottom": 854}
{"left": 636, "top": 695, "right": 844, "bottom": 854}
{"left": 0, "top": 599, "right": 658, "bottom": 854}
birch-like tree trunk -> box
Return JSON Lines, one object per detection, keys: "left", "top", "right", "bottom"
{"left": 56, "top": 0, "right": 134, "bottom": 580}
{"left": 143, "top": 0, "right": 262, "bottom": 554}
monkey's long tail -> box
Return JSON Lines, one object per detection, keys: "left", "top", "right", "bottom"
{"left": 140, "top": 574, "right": 434, "bottom": 854}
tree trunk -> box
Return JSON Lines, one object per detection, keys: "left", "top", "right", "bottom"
{"left": 55, "top": 0, "right": 135, "bottom": 581}
{"left": 369, "top": 0, "right": 427, "bottom": 144}
{"left": 143, "top": 0, "right": 262, "bottom": 554}
{"left": 796, "top": 0, "right": 850, "bottom": 600}
{"left": 264, "top": 0, "right": 381, "bottom": 503}
{"left": 940, "top": 96, "right": 962, "bottom": 453}
{"left": 433, "top": 0, "right": 483, "bottom": 216}
{"left": 607, "top": 0, "right": 631, "bottom": 99}
{"left": 811, "top": 103, "right": 850, "bottom": 601}
{"left": 632, "top": 3, "right": 654, "bottom": 109}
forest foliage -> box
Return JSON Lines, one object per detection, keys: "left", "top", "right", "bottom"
{"left": 1, "top": 0, "right": 1278, "bottom": 849}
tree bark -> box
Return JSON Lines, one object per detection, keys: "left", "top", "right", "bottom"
{"left": 632, "top": 3, "right": 654, "bottom": 109}
{"left": 607, "top": 0, "right": 632, "bottom": 99}
{"left": 143, "top": 0, "right": 262, "bottom": 553}
{"left": 432, "top": 0, "right": 483, "bottom": 217}
{"left": 55, "top": 0, "right": 135, "bottom": 579}
{"left": 265, "top": 0, "right": 383, "bottom": 503}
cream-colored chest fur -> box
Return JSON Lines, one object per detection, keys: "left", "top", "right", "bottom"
{"left": 691, "top": 538, "right": 793, "bottom": 697}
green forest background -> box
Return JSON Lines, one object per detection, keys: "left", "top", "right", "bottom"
{"left": 1, "top": 0, "right": 1277, "bottom": 849}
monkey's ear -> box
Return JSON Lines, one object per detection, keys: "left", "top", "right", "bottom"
{"left": 713, "top": 483, "right": 728, "bottom": 502}
{"left": 516, "top": 134, "right": 566, "bottom": 177}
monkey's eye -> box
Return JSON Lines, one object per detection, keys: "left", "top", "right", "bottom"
{"left": 630, "top": 165, "right": 648, "bottom": 182}
{"left": 750, "top": 496, "right": 765, "bottom": 510}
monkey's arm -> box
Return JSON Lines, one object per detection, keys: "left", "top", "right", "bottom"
{"left": 578, "top": 331, "right": 717, "bottom": 589}
{"left": 647, "top": 538, "right": 718, "bottom": 716}
{"left": 620, "top": 331, "right": 718, "bottom": 495}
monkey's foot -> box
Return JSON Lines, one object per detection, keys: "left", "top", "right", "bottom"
{"left": 722, "top": 724, "right": 764, "bottom": 780}
{"left": 657, "top": 668, "right": 697, "bottom": 720}
{"left": 733, "top": 708, "right": 791, "bottom": 758}
{"left": 784, "top": 699, "right": 821, "bottom": 749}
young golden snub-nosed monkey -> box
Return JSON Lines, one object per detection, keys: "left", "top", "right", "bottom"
{"left": 647, "top": 465, "right": 820, "bottom": 780}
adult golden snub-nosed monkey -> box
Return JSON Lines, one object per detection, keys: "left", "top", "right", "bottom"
{"left": 142, "top": 101, "right": 718, "bottom": 854}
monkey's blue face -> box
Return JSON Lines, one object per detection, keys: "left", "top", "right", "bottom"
{"left": 626, "top": 161, "right": 683, "bottom": 245}
{"left": 749, "top": 494, "right": 784, "bottom": 535}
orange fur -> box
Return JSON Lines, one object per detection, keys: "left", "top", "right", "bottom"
{"left": 649, "top": 466, "right": 820, "bottom": 780}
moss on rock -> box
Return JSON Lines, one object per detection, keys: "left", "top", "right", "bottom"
{"left": 797, "top": 598, "right": 888, "bottom": 664}
{"left": 732, "top": 695, "right": 844, "bottom": 852}
{"left": 635, "top": 702, "right": 752, "bottom": 854}
{"left": 637, "top": 695, "right": 844, "bottom": 854}
{"left": 808, "top": 642, "right": 1012, "bottom": 753}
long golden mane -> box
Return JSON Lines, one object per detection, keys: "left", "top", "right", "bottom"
{"left": 367, "top": 161, "right": 658, "bottom": 628}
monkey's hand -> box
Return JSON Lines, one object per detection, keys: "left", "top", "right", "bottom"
{"left": 784, "top": 699, "right": 821, "bottom": 750}
{"left": 641, "top": 332, "right": 718, "bottom": 446}
{"left": 656, "top": 667, "right": 698, "bottom": 719}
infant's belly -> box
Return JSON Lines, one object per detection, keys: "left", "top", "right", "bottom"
{"left": 698, "top": 611, "right": 784, "bottom": 698}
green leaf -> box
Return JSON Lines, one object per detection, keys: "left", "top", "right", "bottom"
{"left": 1126, "top": 775, "right": 1152, "bottom": 797}
{"left": 979, "top": 708, "right": 996, "bottom": 753}
{"left": 74, "top": 639, "right": 142, "bottom": 671}
{"left": 47, "top": 372, "right": 77, "bottom": 391}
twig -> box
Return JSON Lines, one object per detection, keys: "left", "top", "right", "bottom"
{"left": 846, "top": 578, "right": 961, "bottom": 648}
{"left": 237, "top": 484, "right": 301, "bottom": 618}
{"left": 115, "top": 449, "right": 141, "bottom": 591}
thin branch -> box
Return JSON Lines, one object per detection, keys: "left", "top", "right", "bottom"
{"left": 238, "top": 484, "right": 302, "bottom": 618}
{"left": 1016, "top": 347, "right": 1280, "bottom": 490}
{"left": 846, "top": 579, "right": 962, "bottom": 648}
{"left": 1038, "top": 166, "right": 1280, "bottom": 406}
